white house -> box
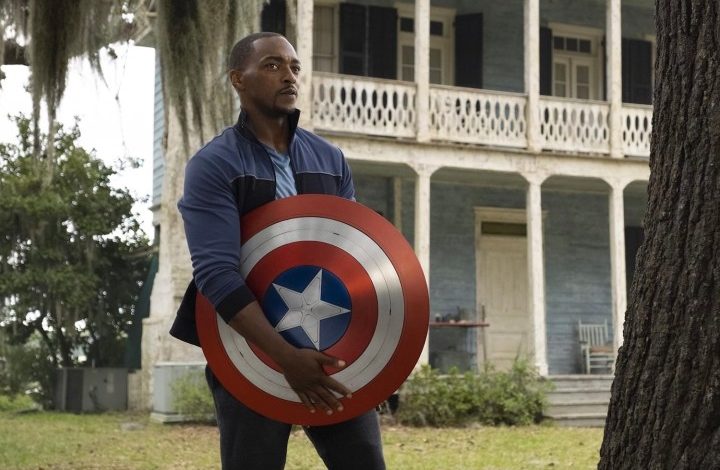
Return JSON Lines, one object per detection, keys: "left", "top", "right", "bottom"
{"left": 136, "top": 0, "right": 653, "bottom": 424}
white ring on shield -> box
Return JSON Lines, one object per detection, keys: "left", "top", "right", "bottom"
{"left": 215, "top": 217, "right": 405, "bottom": 402}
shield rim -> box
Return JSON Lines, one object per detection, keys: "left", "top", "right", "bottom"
{"left": 196, "top": 194, "right": 429, "bottom": 425}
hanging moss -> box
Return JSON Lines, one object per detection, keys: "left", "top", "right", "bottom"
{"left": 155, "top": 0, "right": 265, "bottom": 151}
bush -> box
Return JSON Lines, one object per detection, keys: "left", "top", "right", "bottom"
{"left": 0, "top": 339, "right": 55, "bottom": 409}
{"left": 171, "top": 371, "right": 216, "bottom": 422}
{"left": 0, "top": 393, "right": 38, "bottom": 413}
{"left": 396, "top": 359, "right": 552, "bottom": 427}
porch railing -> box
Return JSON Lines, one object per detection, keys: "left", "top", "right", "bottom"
{"left": 311, "top": 72, "right": 416, "bottom": 138}
{"left": 311, "top": 73, "right": 651, "bottom": 158}
{"left": 429, "top": 86, "right": 527, "bottom": 148}
{"left": 621, "top": 104, "right": 653, "bottom": 157}
{"left": 539, "top": 97, "right": 610, "bottom": 154}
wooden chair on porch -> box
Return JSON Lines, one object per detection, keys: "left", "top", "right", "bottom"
{"left": 578, "top": 320, "right": 615, "bottom": 374}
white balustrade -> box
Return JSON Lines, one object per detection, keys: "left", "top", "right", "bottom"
{"left": 311, "top": 72, "right": 416, "bottom": 138}
{"left": 621, "top": 104, "right": 652, "bottom": 157}
{"left": 429, "top": 86, "right": 527, "bottom": 148}
{"left": 539, "top": 98, "right": 610, "bottom": 154}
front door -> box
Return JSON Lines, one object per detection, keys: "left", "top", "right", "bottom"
{"left": 477, "top": 233, "right": 529, "bottom": 370}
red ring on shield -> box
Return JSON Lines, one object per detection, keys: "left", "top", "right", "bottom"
{"left": 196, "top": 195, "right": 429, "bottom": 425}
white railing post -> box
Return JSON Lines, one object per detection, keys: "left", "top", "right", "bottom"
{"left": 415, "top": 0, "right": 430, "bottom": 142}
{"left": 297, "top": 0, "right": 314, "bottom": 130}
{"left": 607, "top": 0, "right": 622, "bottom": 158}
{"left": 524, "top": 0, "right": 541, "bottom": 153}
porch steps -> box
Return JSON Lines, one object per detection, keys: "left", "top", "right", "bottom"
{"left": 545, "top": 375, "right": 614, "bottom": 427}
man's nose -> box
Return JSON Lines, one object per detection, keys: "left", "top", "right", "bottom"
{"left": 282, "top": 65, "right": 297, "bottom": 83}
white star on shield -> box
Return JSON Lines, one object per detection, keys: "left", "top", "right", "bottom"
{"left": 272, "top": 269, "right": 350, "bottom": 350}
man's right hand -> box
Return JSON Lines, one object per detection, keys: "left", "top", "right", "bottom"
{"left": 276, "top": 348, "right": 352, "bottom": 415}
{"left": 228, "top": 301, "right": 352, "bottom": 415}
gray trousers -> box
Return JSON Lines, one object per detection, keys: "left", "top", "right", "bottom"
{"left": 205, "top": 367, "right": 386, "bottom": 470}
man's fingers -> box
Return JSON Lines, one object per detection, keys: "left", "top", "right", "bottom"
{"left": 315, "top": 352, "right": 346, "bottom": 368}
{"left": 306, "top": 390, "right": 333, "bottom": 415}
{"left": 297, "top": 392, "right": 316, "bottom": 413}
{"left": 314, "top": 386, "right": 343, "bottom": 413}
{"left": 323, "top": 376, "right": 353, "bottom": 399}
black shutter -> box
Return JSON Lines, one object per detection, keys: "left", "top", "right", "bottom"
{"left": 625, "top": 226, "right": 645, "bottom": 293}
{"left": 368, "top": 6, "right": 398, "bottom": 79}
{"left": 622, "top": 38, "right": 652, "bottom": 104}
{"left": 261, "top": 0, "right": 286, "bottom": 34}
{"left": 454, "top": 13, "right": 483, "bottom": 88}
{"left": 539, "top": 26, "right": 553, "bottom": 95}
{"left": 340, "top": 3, "right": 367, "bottom": 76}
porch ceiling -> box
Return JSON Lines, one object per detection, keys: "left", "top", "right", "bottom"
{"left": 433, "top": 168, "right": 527, "bottom": 189}
{"left": 543, "top": 175, "right": 610, "bottom": 193}
{"left": 348, "top": 160, "right": 415, "bottom": 179}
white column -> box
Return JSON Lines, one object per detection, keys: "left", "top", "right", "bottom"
{"left": 415, "top": 0, "right": 430, "bottom": 142}
{"left": 524, "top": 0, "right": 541, "bottom": 153}
{"left": 607, "top": 0, "right": 622, "bottom": 158}
{"left": 609, "top": 182, "right": 627, "bottom": 351}
{"left": 525, "top": 174, "right": 548, "bottom": 375}
{"left": 296, "top": 0, "right": 314, "bottom": 129}
{"left": 413, "top": 164, "right": 438, "bottom": 365}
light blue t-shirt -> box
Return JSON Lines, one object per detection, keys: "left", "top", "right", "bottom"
{"left": 263, "top": 145, "right": 297, "bottom": 199}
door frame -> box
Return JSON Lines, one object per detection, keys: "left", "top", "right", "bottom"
{"left": 474, "top": 207, "right": 529, "bottom": 368}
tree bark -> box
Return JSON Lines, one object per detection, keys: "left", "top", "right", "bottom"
{"left": 599, "top": 1, "right": 720, "bottom": 469}
{"left": 2, "top": 40, "right": 28, "bottom": 65}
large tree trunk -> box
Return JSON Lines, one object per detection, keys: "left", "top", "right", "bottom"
{"left": 599, "top": 1, "right": 720, "bottom": 468}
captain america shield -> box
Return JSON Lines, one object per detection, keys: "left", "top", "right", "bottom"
{"left": 196, "top": 194, "right": 429, "bottom": 425}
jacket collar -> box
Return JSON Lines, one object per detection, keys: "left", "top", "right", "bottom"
{"left": 234, "top": 108, "right": 301, "bottom": 144}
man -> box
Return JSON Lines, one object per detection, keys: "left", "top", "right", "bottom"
{"left": 170, "top": 32, "right": 386, "bottom": 470}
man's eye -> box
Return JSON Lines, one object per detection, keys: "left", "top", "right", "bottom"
{"left": 292, "top": 66, "right": 301, "bottom": 73}
{"left": 266, "top": 63, "right": 279, "bottom": 70}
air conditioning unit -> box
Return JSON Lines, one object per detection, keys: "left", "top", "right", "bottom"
{"left": 150, "top": 361, "right": 206, "bottom": 422}
{"left": 54, "top": 368, "right": 128, "bottom": 412}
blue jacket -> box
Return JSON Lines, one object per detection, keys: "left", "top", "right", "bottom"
{"left": 171, "top": 110, "right": 355, "bottom": 346}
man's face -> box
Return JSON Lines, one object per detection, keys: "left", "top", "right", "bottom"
{"left": 232, "top": 36, "right": 300, "bottom": 117}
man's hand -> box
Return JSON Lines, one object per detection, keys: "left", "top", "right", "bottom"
{"left": 228, "top": 301, "right": 352, "bottom": 415}
{"left": 276, "top": 348, "right": 352, "bottom": 415}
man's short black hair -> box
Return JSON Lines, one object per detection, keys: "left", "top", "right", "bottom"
{"left": 227, "top": 32, "right": 284, "bottom": 71}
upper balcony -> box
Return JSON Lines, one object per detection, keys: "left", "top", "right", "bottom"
{"left": 269, "top": 0, "right": 655, "bottom": 158}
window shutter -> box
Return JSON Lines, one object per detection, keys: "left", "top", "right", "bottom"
{"left": 454, "top": 13, "right": 483, "bottom": 88}
{"left": 539, "top": 26, "right": 553, "bottom": 95}
{"left": 622, "top": 38, "right": 652, "bottom": 104}
{"left": 261, "top": 0, "right": 286, "bottom": 34}
{"left": 340, "top": 3, "right": 368, "bottom": 76}
{"left": 368, "top": 6, "right": 398, "bottom": 79}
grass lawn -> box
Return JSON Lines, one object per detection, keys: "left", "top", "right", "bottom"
{"left": 0, "top": 411, "right": 602, "bottom": 469}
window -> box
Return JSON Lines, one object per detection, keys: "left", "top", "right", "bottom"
{"left": 313, "top": 4, "right": 337, "bottom": 72}
{"left": 549, "top": 25, "right": 603, "bottom": 100}
{"left": 396, "top": 4, "right": 455, "bottom": 85}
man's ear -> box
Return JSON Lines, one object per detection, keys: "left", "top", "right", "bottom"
{"left": 229, "top": 69, "right": 244, "bottom": 91}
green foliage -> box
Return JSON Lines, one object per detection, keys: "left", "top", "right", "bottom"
{"left": 171, "top": 371, "right": 215, "bottom": 422}
{"left": 0, "top": 393, "right": 38, "bottom": 412}
{"left": 0, "top": 333, "right": 55, "bottom": 407}
{"left": 397, "top": 360, "right": 553, "bottom": 427}
{"left": 0, "top": 116, "right": 150, "bottom": 394}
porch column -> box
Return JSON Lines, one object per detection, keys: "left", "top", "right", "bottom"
{"left": 413, "top": 163, "right": 438, "bottom": 365}
{"left": 609, "top": 182, "right": 627, "bottom": 351}
{"left": 607, "top": 0, "right": 623, "bottom": 158}
{"left": 525, "top": 173, "right": 548, "bottom": 375}
{"left": 415, "top": 0, "right": 430, "bottom": 142}
{"left": 524, "top": 0, "right": 541, "bottom": 153}
{"left": 297, "top": 0, "right": 314, "bottom": 129}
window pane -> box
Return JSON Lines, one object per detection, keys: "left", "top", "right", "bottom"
{"left": 313, "top": 56, "right": 333, "bottom": 73}
{"left": 430, "top": 48, "right": 442, "bottom": 68}
{"left": 554, "top": 62, "right": 567, "bottom": 82}
{"left": 430, "top": 20, "right": 443, "bottom": 36}
{"left": 402, "top": 66, "right": 414, "bottom": 81}
{"left": 430, "top": 69, "right": 442, "bottom": 84}
{"left": 554, "top": 36, "right": 564, "bottom": 50}
{"left": 576, "top": 65, "right": 589, "bottom": 85}
{"left": 579, "top": 39, "right": 591, "bottom": 53}
{"left": 313, "top": 6, "right": 334, "bottom": 60}
{"left": 554, "top": 83, "right": 567, "bottom": 97}
{"left": 577, "top": 85, "right": 589, "bottom": 99}
{"left": 566, "top": 38, "right": 578, "bottom": 51}
{"left": 402, "top": 45, "right": 414, "bottom": 66}
{"left": 400, "top": 17, "right": 414, "bottom": 33}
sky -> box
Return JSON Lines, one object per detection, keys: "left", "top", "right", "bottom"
{"left": 0, "top": 43, "right": 157, "bottom": 239}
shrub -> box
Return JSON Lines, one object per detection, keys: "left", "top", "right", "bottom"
{"left": 396, "top": 359, "right": 552, "bottom": 427}
{"left": 171, "top": 371, "right": 216, "bottom": 422}
{"left": 0, "top": 393, "right": 38, "bottom": 413}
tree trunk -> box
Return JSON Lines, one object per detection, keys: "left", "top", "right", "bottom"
{"left": 599, "top": 1, "right": 720, "bottom": 469}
